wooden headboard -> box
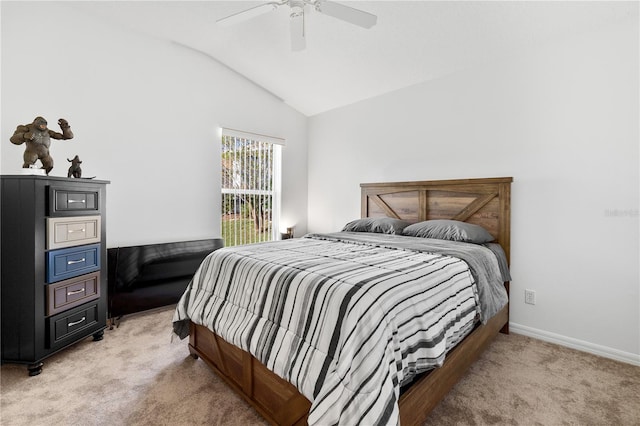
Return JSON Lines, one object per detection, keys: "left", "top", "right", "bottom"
{"left": 361, "top": 177, "right": 513, "bottom": 263}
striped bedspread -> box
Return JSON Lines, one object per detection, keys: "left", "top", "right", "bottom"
{"left": 173, "top": 233, "right": 507, "bottom": 425}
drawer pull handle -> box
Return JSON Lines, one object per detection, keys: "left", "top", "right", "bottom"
{"left": 68, "top": 317, "right": 86, "bottom": 327}
{"left": 68, "top": 229, "right": 86, "bottom": 233}
{"left": 67, "top": 288, "right": 85, "bottom": 296}
{"left": 68, "top": 199, "right": 86, "bottom": 204}
{"left": 67, "top": 258, "right": 86, "bottom": 265}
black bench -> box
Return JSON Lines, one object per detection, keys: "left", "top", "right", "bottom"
{"left": 107, "top": 238, "right": 223, "bottom": 322}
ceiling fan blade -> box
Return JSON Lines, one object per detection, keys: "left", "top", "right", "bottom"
{"left": 315, "top": 1, "right": 377, "bottom": 29}
{"left": 217, "top": 2, "right": 279, "bottom": 27}
{"left": 290, "top": 11, "right": 306, "bottom": 51}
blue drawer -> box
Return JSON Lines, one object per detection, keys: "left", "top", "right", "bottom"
{"left": 46, "top": 243, "right": 100, "bottom": 283}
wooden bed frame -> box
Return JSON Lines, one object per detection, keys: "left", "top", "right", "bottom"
{"left": 187, "top": 177, "right": 513, "bottom": 426}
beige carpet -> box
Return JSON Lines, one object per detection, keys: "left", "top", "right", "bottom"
{"left": 1, "top": 307, "right": 638, "bottom": 426}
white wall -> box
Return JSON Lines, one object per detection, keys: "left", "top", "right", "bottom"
{"left": 308, "top": 17, "right": 639, "bottom": 361}
{"left": 2, "top": 2, "right": 637, "bottom": 364}
{"left": 1, "top": 2, "right": 308, "bottom": 247}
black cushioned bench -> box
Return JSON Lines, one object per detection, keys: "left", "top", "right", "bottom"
{"left": 107, "top": 238, "right": 224, "bottom": 321}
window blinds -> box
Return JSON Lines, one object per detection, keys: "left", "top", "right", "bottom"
{"left": 220, "top": 128, "right": 282, "bottom": 247}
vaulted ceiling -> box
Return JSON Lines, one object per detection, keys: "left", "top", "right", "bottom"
{"left": 70, "top": 1, "right": 637, "bottom": 116}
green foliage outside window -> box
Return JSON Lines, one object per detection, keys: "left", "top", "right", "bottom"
{"left": 221, "top": 135, "right": 274, "bottom": 247}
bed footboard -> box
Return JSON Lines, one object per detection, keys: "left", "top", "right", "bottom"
{"left": 188, "top": 302, "right": 508, "bottom": 426}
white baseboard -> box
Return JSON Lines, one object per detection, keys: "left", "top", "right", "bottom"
{"left": 509, "top": 322, "right": 640, "bottom": 367}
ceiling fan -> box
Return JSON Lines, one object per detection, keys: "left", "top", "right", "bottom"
{"left": 217, "top": 0, "right": 377, "bottom": 51}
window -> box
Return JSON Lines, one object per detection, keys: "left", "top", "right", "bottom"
{"left": 221, "top": 128, "right": 283, "bottom": 247}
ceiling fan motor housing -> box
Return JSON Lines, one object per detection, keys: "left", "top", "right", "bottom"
{"left": 289, "top": 1, "right": 305, "bottom": 18}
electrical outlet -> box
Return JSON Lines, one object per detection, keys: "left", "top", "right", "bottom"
{"left": 525, "top": 289, "right": 536, "bottom": 305}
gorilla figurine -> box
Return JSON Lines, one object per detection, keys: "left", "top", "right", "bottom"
{"left": 10, "top": 116, "right": 74, "bottom": 175}
{"left": 67, "top": 155, "right": 82, "bottom": 178}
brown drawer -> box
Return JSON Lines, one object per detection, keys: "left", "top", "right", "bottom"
{"left": 46, "top": 215, "right": 101, "bottom": 250}
{"left": 47, "top": 303, "right": 99, "bottom": 349}
{"left": 46, "top": 272, "right": 100, "bottom": 316}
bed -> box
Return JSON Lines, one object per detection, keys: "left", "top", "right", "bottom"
{"left": 173, "top": 177, "right": 512, "bottom": 426}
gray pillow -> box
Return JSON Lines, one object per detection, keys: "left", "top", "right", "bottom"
{"left": 342, "top": 217, "right": 410, "bottom": 235}
{"left": 402, "top": 220, "right": 494, "bottom": 243}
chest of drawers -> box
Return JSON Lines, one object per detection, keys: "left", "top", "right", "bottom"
{"left": 1, "top": 175, "right": 109, "bottom": 375}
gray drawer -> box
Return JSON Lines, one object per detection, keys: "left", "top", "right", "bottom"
{"left": 47, "top": 215, "right": 101, "bottom": 250}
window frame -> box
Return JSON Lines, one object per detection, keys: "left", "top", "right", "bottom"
{"left": 220, "top": 128, "right": 283, "bottom": 246}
